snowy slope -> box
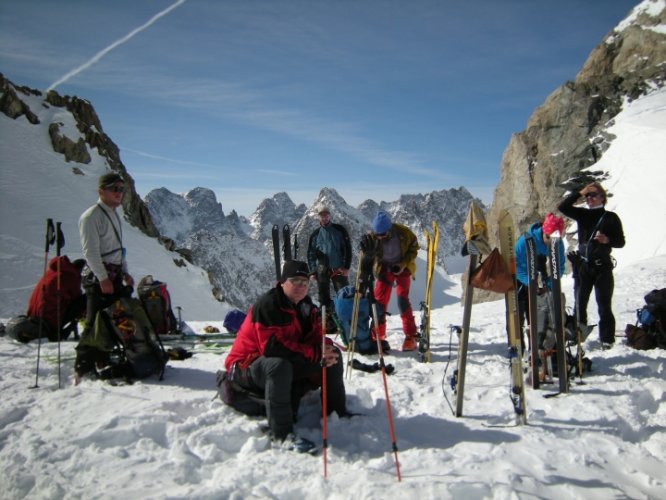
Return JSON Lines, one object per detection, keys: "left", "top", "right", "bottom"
{"left": 0, "top": 91, "right": 228, "bottom": 321}
{"left": 1, "top": 64, "right": 666, "bottom": 500}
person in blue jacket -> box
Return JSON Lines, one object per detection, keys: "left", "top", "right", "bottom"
{"left": 514, "top": 213, "right": 565, "bottom": 351}
{"left": 307, "top": 205, "right": 352, "bottom": 309}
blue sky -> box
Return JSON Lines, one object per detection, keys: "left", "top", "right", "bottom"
{"left": 1, "top": 0, "right": 638, "bottom": 217}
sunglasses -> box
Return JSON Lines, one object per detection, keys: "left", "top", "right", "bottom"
{"left": 375, "top": 232, "right": 389, "bottom": 239}
{"left": 287, "top": 277, "right": 309, "bottom": 286}
{"left": 105, "top": 185, "right": 125, "bottom": 193}
{"left": 584, "top": 192, "right": 599, "bottom": 199}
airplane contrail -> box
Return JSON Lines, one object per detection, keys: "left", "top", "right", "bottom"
{"left": 47, "top": 0, "right": 187, "bottom": 92}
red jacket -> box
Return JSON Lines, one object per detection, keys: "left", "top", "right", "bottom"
{"left": 27, "top": 256, "right": 83, "bottom": 331}
{"left": 224, "top": 285, "right": 324, "bottom": 371}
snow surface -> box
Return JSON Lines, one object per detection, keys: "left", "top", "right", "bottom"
{"left": 2, "top": 83, "right": 666, "bottom": 498}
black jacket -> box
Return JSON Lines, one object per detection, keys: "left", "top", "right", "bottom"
{"left": 558, "top": 192, "right": 625, "bottom": 265}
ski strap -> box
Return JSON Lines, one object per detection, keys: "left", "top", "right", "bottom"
{"left": 96, "top": 204, "right": 124, "bottom": 260}
{"left": 583, "top": 213, "right": 606, "bottom": 262}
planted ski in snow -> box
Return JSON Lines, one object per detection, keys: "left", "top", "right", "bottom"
{"left": 418, "top": 221, "right": 439, "bottom": 362}
{"left": 524, "top": 233, "right": 540, "bottom": 389}
{"left": 454, "top": 240, "right": 479, "bottom": 417}
{"left": 549, "top": 236, "right": 568, "bottom": 394}
{"left": 498, "top": 210, "right": 527, "bottom": 425}
{"left": 283, "top": 224, "right": 292, "bottom": 261}
{"left": 272, "top": 224, "right": 281, "bottom": 281}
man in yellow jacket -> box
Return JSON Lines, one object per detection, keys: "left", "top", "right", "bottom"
{"left": 361, "top": 211, "right": 419, "bottom": 352}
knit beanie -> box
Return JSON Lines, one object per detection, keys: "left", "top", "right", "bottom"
{"left": 372, "top": 211, "right": 392, "bottom": 234}
{"left": 542, "top": 213, "right": 564, "bottom": 236}
{"left": 280, "top": 260, "right": 310, "bottom": 282}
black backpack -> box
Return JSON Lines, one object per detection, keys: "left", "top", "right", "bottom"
{"left": 216, "top": 370, "right": 266, "bottom": 417}
{"left": 626, "top": 287, "right": 666, "bottom": 350}
{"left": 137, "top": 276, "right": 178, "bottom": 335}
{"left": 77, "top": 297, "right": 168, "bottom": 380}
{"left": 5, "top": 315, "right": 51, "bottom": 343}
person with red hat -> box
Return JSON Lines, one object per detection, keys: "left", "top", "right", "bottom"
{"left": 514, "top": 213, "right": 565, "bottom": 352}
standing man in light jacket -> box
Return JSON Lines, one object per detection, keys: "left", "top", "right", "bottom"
{"left": 75, "top": 172, "right": 134, "bottom": 377}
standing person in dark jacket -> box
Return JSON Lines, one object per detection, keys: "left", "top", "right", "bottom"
{"left": 558, "top": 182, "right": 625, "bottom": 347}
{"left": 224, "top": 260, "right": 348, "bottom": 454}
{"left": 307, "top": 205, "right": 352, "bottom": 309}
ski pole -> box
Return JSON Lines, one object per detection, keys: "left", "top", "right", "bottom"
{"left": 321, "top": 305, "right": 328, "bottom": 478}
{"left": 345, "top": 253, "right": 363, "bottom": 379}
{"left": 574, "top": 274, "right": 585, "bottom": 384}
{"left": 32, "top": 219, "right": 55, "bottom": 389}
{"left": 176, "top": 306, "right": 183, "bottom": 333}
{"left": 55, "top": 222, "right": 65, "bottom": 389}
{"left": 371, "top": 302, "right": 402, "bottom": 482}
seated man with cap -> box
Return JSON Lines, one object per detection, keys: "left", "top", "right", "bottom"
{"left": 224, "top": 260, "right": 348, "bottom": 454}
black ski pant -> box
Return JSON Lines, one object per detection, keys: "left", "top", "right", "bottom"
{"left": 76, "top": 276, "right": 130, "bottom": 376}
{"left": 51, "top": 294, "right": 86, "bottom": 341}
{"left": 576, "top": 263, "right": 616, "bottom": 344}
{"left": 81, "top": 283, "right": 125, "bottom": 339}
{"left": 317, "top": 271, "right": 349, "bottom": 309}
{"left": 234, "top": 351, "right": 347, "bottom": 440}
{"left": 516, "top": 284, "right": 528, "bottom": 352}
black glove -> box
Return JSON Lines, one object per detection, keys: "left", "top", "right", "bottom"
{"left": 360, "top": 234, "right": 377, "bottom": 255}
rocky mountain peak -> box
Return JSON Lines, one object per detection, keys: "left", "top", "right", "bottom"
{"left": 0, "top": 73, "right": 159, "bottom": 239}
{"left": 487, "top": 0, "right": 666, "bottom": 241}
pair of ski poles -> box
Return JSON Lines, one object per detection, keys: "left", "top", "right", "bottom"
{"left": 31, "top": 218, "right": 65, "bottom": 390}
{"left": 323, "top": 259, "right": 402, "bottom": 481}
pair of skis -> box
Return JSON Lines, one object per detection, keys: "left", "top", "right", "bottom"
{"left": 452, "top": 211, "right": 527, "bottom": 424}
{"left": 525, "top": 229, "right": 582, "bottom": 396}
{"left": 417, "top": 222, "right": 440, "bottom": 362}
{"left": 525, "top": 232, "right": 570, "bottom": 395}
{"left": 271, "top": 224, "right": 298, "bottom": 280}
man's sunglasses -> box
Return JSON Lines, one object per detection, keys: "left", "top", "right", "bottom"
{"left": 105, "top": 185, "right": 125, "bottom": 193}
{"left": 584, "top": 192, "right": 599, "bottom": 199}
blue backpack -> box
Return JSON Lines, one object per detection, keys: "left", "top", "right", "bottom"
{"left": 223, "top": 309, "right": 247, "bottom": 334}
{"left": 333, "top": 286, "right": 373, "bottom": 354}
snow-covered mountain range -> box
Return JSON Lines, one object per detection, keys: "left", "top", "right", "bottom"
{"left": 145, "top": 184, "right": 481, "bottom": 307}
{"left": 1, "top": 3, "right": 666, "bottom": 498}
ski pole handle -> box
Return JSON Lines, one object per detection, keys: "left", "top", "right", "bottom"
{"left": 45, "top": 219, "right": 55, "bottom": 252}
{"left": 56, "top": 221, "right": 65, "bottom": 256}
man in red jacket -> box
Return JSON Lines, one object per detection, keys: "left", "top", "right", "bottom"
{"left": 224, "top": 260, "right": 347, "bottom": 453}
{"left": 27, "top": 256, "right": 86, "bottom": 340}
